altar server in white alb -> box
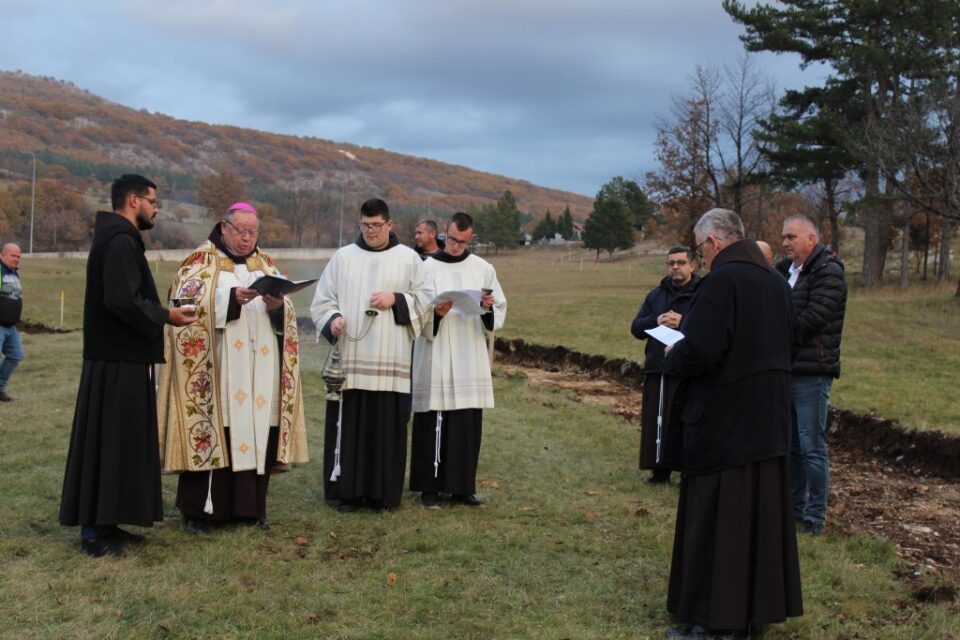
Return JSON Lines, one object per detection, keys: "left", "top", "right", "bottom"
{"left": 410, "top": 211, "right": 507, "bottom": 507}
{"left": 311, "top": 198, "right": 434, "bottom": 512}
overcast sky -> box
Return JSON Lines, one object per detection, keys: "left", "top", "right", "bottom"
{"left": 0, "top": 0, "right": 823, "bottom": 197}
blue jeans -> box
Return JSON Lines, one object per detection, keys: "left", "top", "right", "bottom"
{"left": 0, "top": 325, "right": 23, "bottom": 392}
{"left": 789, "top": 374, "right": 832, "bottom": 526}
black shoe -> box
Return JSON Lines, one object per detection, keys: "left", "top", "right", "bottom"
{"left": 645, "top": 473, "right": 671, "bottom": 485}
{"left": 0, "top": 390, "right": 12, "bottom": 402}
{"left": 80, "top": 538, "right": 124, "bottom": 558}
{"left": 105, "top": 527, "right": 146, "bottom": 544}
{"left": 453, "top": 494, "right": 482, "bottom": 507}
{"left": 800, "top": 520, "right": 824, "bottom": 535}
{"left": 256, "top": 519, "right": 270, "bottom": 530}
{"left": 420, "top": 492, "right": 440, "bottom": 507}
{"left": 665, "top": 625, "right": 748, "bottom": 639}
{"left": 184, "top": 518, "right": 209, "bottom": 534}
{"left": 337, "top": 499, "right": 360, "bottom": 513}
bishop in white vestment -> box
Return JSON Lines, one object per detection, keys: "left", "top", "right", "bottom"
{"left": 410, "top": 212, "right": 506, "bottom": 507}
{"left": 157, "top": 204, "right": 308, "bottom": 532}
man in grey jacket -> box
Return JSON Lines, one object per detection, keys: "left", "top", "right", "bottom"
{"left": 0, "top": 242, "right": 23, "bottom": 402}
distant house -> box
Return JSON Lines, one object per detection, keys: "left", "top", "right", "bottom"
{"left": 571, "top": 222, "right": 584, "bottom": 241}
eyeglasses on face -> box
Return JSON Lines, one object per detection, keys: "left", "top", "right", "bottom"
{"left": 445, "top": 235, "right": 469, "bottom": 247}
{"left": 137, "top": 194, "right": 162, "bottom": 209}
{"left": 666, "top": 259, "right": 689, "bottom": 267}
{"left": 222, "top": 218, "right": 259, "bottom": 239}
{"left": 359, "top": 220, "right": 389, "bottom": 231}
{"left": 694, "top": 237, "right": 711, "bottom": 261}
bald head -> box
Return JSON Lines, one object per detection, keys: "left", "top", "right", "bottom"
{"left": 0, "top": 243, "right": 22, "bottom": 270}
{"left": 756, "top": 240, "right": 774, "bottom": 266}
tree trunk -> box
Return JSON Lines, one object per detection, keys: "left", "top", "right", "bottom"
{"left": 899, "top": 217, "right": 910, "bottom": 288}
{"left": 826, "top": 180, "right": 841, "bottom": 256}
{"left": 860, "top": 173, "right": 884, "bottom": 286}
{"left": 937, "top": 217, "right": 952, "bottom": 283}
{"left": 922, "top": 212, "right": 930, "bottom": 280}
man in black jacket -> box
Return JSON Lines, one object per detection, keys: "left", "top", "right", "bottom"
{"left": 0, "top": 243, "right": 24, "bottom": 402}
{"left": 59, "top": 174, "right": 196, "bottom": 557}
{"left": 662, "top": 209, "right": 802, "bottom": 638}
{"left": 630, "top": 245, "right": 701, "bottom": 483}
{"left": 777, "top": 215, "right": 847, "bottom": 535}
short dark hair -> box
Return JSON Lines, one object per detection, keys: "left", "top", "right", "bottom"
{"left": 416, "top": 219, "right": 438, "bottom": 234}
{"left": 360, "top": 198, "right": 390, "bottom": 220}
{"left": 667, "top": 245, "right": 696, "bottom": 263}
{"left": 450, "top": 211, "right": 473, "bottom": 232}
{"left": 111, "top": 174, "right": 156, "bottom": 211}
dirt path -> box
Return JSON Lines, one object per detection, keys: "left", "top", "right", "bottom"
{"left": 499, "top": 361, "right": 960, "bottom": 602}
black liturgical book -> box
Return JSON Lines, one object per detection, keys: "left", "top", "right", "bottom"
{"left": 249, "top": 275, "right": 318, "bottom": 297}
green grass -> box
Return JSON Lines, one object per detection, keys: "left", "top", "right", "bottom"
{"left": 2, "top": 333, "right": 957, "bottom": 638}
{"left": 2, "top": 246, "right": 958, "bottom": 638}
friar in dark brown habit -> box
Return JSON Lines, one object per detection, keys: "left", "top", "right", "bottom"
{"left": 661, "top": 208, "right": 803, "bottom": 639}
{"left": 59, "top": 174, "right": 196, "bottom": 557}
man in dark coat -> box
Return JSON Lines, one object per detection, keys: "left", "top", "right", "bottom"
{"left": 662, "top": 208, "right": 803, "bottom": 638}
{"left": 777, "top": 215, "right": 847, "bottom": 535}
{"left": 630, "top": 245, "right": 701, "bottom": 483}
{"left": 59, "top": 174, "right": 196, "bottom": 557}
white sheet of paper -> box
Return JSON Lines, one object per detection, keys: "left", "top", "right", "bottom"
{"left": 645, "top": 325, "right": 685, "bottom": 347}
{"left": 431, "top": 289, "right": 485, "bottom": 317}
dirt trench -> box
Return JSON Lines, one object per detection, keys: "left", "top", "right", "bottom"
{"left": 494, "top": 337, "right": 960, "bottom": 603}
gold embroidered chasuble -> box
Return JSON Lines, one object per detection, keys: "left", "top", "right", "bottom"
{"left": 157, "top": 241, "right": 308, "bottom": 473}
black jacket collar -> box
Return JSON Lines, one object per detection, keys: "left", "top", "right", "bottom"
{"left": 712, "top": 238, "right": 770, "bottom": 271}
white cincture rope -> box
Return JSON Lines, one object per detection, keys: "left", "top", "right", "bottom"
{"left": 433, "top": 411, "right": 443, "bottom": 478}
{"left": 203, "top": 469, "right": 214, "bottom": 514}
{"left": 330, "top": 399, "right": 343, "bottom": 481}
{"left": 655, "top": 375, "right": 665, "bottom": 464}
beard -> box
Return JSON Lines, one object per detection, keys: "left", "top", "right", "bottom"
{"left": 136, "top": 212, "right": 155, "bottom": 230}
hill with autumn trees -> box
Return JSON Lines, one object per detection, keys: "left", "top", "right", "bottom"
{"left": 0, "top": 71, "right": 593, "bottom": 250}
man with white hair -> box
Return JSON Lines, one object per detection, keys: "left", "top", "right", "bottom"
{"left": 662, "top": 208, "right": 802, "bottom": 638}
{"left": 777, "top": 215, "right": 847, "bottom": 536}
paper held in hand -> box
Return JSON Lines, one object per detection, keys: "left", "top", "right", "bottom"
{"left": 432, "top": 289, "right": 486, "bottom": 317}
{"left": 645, "top": 324, "right": 684, "bottom": 347}
{"left": 249, "top": 275, "right": 318, "bottom": 297}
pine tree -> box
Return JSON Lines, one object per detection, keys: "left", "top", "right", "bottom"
{"left": 582, "top": 178, "right": 636, "bottom": 261}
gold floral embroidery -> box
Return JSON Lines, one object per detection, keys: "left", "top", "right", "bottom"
{"left": 233, "top": 339, "right": 244, "bottom": 351}
{"left": 256, "top": 394, "right": 267, "bottom": 410}
{"left": 260, "top": 345, "right": 271, "bottom": 357}
{"left": 235, "top": 389, "right": 248, "bottom": 405}
{"left": 239, "top": 443, "right": 249, "bottom": 455}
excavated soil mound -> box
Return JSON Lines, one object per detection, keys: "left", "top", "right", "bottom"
{"left": 17, "top": 320, "right": 73, "bottom": 334}
{"left": 494, "top": 337, "right": 960, "bottom": 595}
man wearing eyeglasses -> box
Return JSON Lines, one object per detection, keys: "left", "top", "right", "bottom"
{"left": 311, "top": 198, "right": 434, "bottom": 512}
{"left": 630, "top": 246, "right": 701, "bottom": 484}
{"left": 60, "top": 174, "right": 198, "bottom": 557}
{"left": 409, "top": 212, "right": 506, "bottom": 507}
{"left": 157, "top": 202, "right": 308, "bottom": 534}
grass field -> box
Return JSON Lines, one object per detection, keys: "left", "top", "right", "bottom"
{"left": 1, "top": 245, "right": 958, "bottom": 638}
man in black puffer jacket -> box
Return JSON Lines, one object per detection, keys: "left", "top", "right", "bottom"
{"left": 776, "top": 215, "right": 847, "bottom": 535}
